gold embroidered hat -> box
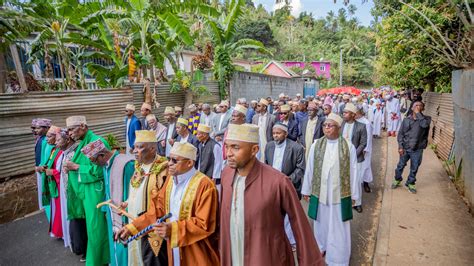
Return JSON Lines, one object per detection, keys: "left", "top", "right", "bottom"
{"left": 273, "top": 123, "right": 288, "bottom": 132}
{"left": 327, "top": 113, "right": 343, "bottom": 127}
{"left": 125, "top": 104, "right": 135, "bottom": 111}
{"left": 280, "top": 104, "right": 291, "bottom": 112}
{"left": 66, "top": 116, "right": 87, "bottom": 127}
{"left": 135, "top": 130, "right": 157, "bottom": 143}
{"left": 233, "top": 104, "right": 248, "bottom": 115}
{"left": 164, "top": 106, "right": 176, "bottom": 115}
{"left": 177, "top": 117, "right": 188, "bottom": 126}
{"left": 174, "top": 106, "right": 183, "bottom": 112}
{"left": 259, "top": 98, "right": 269, "bottom": 106}
{"left": 81, "top": 139, "right": 107, "bottom": 160}
{"left": 197, "top": 124, "right": 211, "bottom": 134}
{"left": 170, "top": 142, "right": 197, "bottom": 161}
{"left": 226, "top": 123, "right": 259, "bottom": 143}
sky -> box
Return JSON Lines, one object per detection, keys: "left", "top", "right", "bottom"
{"left": 253, "top": 0, "right": 375, "bottom": 26}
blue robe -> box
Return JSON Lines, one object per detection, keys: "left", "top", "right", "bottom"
{"left": 125, "top": 115, "right": 141, "bottom": 149}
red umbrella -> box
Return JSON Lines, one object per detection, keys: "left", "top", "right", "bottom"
{"left": 333, "top": 86, "right": 361, "bottom": 95}
{"left": 317, "top": 89, "right": 330, "bottom": 96}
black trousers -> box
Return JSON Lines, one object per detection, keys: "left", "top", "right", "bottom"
{"left": 69, "top": 218, "right": 88, "bottom": 255}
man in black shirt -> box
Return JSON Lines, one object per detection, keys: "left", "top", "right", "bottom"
{"left": 391, "top": 101, "right": 431, "bottom": 193}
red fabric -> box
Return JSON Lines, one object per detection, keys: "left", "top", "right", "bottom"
{"left": 50, "top": 150, "right": 63, "bottom": 238}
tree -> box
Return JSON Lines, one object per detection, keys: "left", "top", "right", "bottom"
{"left": 205, "top": 0, "right": 270, "bottom": 97}
{"left": 235, "top": 20, "right": 276, "bottom": 47}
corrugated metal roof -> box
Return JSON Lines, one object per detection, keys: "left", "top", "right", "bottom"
{"left": 0, "top": 88, "right": 133, "bottom": 179}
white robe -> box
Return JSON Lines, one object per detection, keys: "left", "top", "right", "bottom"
{"left": 356, "top": 117, "right": 373, "bottom": 183}
{"left": 301, "top": 138, "right": 358, "bottom": 266}
{"left": 386, "top": 99, "right": 400, "bottom": 132}
{"left": 370, "top": 108, "right": 384, "bottom": 136}
{"left": 128, "top": 163, "right": 153, "bottom": 266}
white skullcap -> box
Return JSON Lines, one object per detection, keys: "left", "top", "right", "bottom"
{"left": 170, "top": 142, "right": 197, "bottom": 161}
{"left": 327, "top": 113, "right": 343, "bottom": 127}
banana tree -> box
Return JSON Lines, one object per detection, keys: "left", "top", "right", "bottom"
{"left": 204, "top": 0, "right": 270, "bottom": 97}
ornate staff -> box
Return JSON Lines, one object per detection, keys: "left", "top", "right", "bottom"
{"left": 120, "top": 212, "right": 172, "bottom": 245}
{"left": 96, "top": 199, "right": 136, "bottom": 221}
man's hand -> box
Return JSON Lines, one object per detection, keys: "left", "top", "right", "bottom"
{"left": 303, "top": 195, "right": 310, "bottom": 202}
{"left": 115, "top": 226, "right": 132, "bottom": 241}
{"left": 160, "top": 140, "right": 166, "bottom": 148}
{"left": 63, "top": 161, "right": 79, "bottom": 171}
{"left": 119, "top": 202, "right": 128, "bottom": 210}
{"left": 398, "top": 148, "right": 404, "bottom": 156}
{"left": 168, "top": 139, "right": 175, "bottom": 146}
{"left": 153, "top": 222, "right": 171, "bottom": 239}
{"left": 35, "top": 166, "right": 45, "bottom": 173}
{"left": 45, "top": 169, "right": 54, "bottom": 176}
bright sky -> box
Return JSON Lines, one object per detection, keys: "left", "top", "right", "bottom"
{"left": 253, "top": 0, "right": 375, "bottom": 26}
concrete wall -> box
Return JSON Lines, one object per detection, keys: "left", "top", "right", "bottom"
{"left": 229, "top": 71, "right": 304, "bottom": 104}
{"left": 452, "top": 69, "right": 474, "bottom": 207}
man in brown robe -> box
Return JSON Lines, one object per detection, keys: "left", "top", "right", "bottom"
{"left": 117, "top": 142, "right": 219, "bottom": 266}
{"left": 220, "top": 123, "right": 324, "bottom": 266}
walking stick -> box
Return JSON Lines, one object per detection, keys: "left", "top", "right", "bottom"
{"left": 96, "top": 199, "right": 136, "bottom": 221}
{"left": 119, "top": 212, "right": 172, "bottom": 245}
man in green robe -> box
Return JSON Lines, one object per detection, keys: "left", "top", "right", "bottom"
{"left": 63, "top": 116, "right": 110, "bottom": 265}
{"left": 81, "top": 138, "right": 135, "bottom": 266}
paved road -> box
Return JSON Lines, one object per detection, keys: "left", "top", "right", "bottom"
{"left": 0, "top": 136, "right": 387, "bottom": 265}
{"left": 350, "top": 135, "right": 387, "bottom": 265}
{"left": 0, "top": 211, "right": 82, "bottom": 266}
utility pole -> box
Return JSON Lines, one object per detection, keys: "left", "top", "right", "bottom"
{"left": 339, "top": 48, "right": 343, "bottom": 86}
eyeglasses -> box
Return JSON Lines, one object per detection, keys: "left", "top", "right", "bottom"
{"left": 281, "top": 112, "right": 289, "bottom": 115}
{"left": 169, "top": 157, "right": 189, "bottom": 164}
{"left": 322, "top": 123, "right": 337, "bottom": 128}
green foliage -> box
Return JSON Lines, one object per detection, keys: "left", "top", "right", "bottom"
{"left": 169, "top": 70, "right": 209, "bottom": 96}
{"left": 105, "top": 133, "right": 121, "bottom": 149}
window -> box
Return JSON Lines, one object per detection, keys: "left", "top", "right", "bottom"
{"left": 320, "top": 65, "right": 326, "bottom": 71}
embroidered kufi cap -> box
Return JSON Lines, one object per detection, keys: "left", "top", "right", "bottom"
{"left": 327, "top": 113, "right": 343, "bottom": 127}
{"left": 35, "top": 118, "right": 52, "bottom": 127}
{"left": 273, "top": 123, "right": 288, "bottom": 133}
{"left": 146, "top": 114, "right": 157, "bottom": 122}
{"left": 141, "top": 103, "right": 152, "bottom": 111}
{"left": 125, "top": 104, "right": 136, "bottom": 111}
{"left": 226, "top": 124, "right": 259, "bottom": 143}
{"left": 187, "top": 104, "right": 197, "bottom": 112}
{"left": 177, "top": 117, "right": 188, "bottom": 126}
{"left": 197, "top": 124, "right": 211, "bottom": 134}
{"left": 259, "top": 98, "right": 269, "bottom": 106}
{"left": 279, "top": 93, "right": 285, "bottom": 98}
{"left": 296, "top": 93, "right": 301, "bottom": 97}
{"left": 174, "top": 106, "right": 183, "bottom": 112}
{"left": 66, "top": 116, "right": 86, "bottom": 127}
{"left": 342, "top": 94, "right": 350, "bottom": 100}
{"left": 47, "top": 125, "right": 61, "bottom": 134}
{"left": 234, "top": 104, "right": 247, "bottom": 115}
{"left": 343, "top": 103, "right": 358, "bottom": 114}
{"left": 81, "top": 139, "right": 107, "bottom": 160}
{"left": 135, "top": 130, "right": 157, "bottom": 143}
{"left": 251, "top": 100, "right": 258, "bottom": 104}
{"left": 31, "top": 118, "right": 38, "bottom": 128}
{"left": 164, "top": 106, "right": 176, "bottom": 115}
{"left": 170, "top": 142, "right": 197, "bottom": 161}
{"left": 280, "top": 104, "right": 291, "bottom": 112}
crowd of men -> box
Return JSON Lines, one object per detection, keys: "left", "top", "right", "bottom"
{"left": 31, "top": 88, "right": 430, "bottom": 266}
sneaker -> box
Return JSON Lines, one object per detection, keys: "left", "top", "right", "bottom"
{"left": 391, "top": 180, "right": 401, "bottom": 189}
{"left": 80, "top": 255, "right": 86, "bottom": 263}
{"left": 405, "top": 183, "right": 417, "bottom": 194}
